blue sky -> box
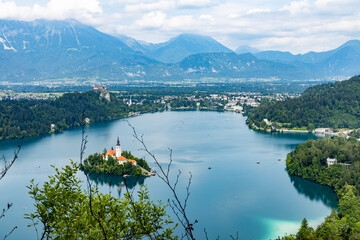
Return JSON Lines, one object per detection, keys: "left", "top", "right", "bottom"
{"left": 0, "top": 0, "right": 359, "bottom": 53}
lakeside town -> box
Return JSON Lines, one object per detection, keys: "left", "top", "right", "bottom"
{"left": 0, "top": 87, "right": 301, "bottom": 112}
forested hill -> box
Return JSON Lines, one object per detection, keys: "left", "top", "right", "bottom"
{"left": 0, "top": 91, "right": 161, "bottom": 140}
{"left": 247, "top": 75, "right": 360, "bottom": 129}
{"left": 280, "top": 136, "right": 360, "bottom": 240}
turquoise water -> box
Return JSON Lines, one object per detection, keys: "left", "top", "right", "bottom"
{"left": 0, "top": 111, "right": 338, "bottom": 239}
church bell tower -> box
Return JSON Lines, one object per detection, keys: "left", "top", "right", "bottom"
{"left": 116, "top": 137, "right": 121, "bottom": 158}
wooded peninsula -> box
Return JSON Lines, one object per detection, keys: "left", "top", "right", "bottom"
{"left": 279, "top": 136, "right": 360, "bottom": 239}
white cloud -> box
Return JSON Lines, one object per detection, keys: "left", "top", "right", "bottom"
{"left": 124, "top": 0, "right": 175, "bottom": 13}
{"left": 167, "top": 15, "right": 195, "bottom": 29}
{"left": 0, "top": 0, "right": 102, "bottom": 23}
{"left": 135, "top": 11, "right": 167, "bottom": 29}
{"left": 199, "top": 14, "right": 214, "bottom": 22}
{"left": 176, "top": 0, "right": 213, "bottom": 8}
{"left": 122, "top": 0, "right": 213, "bottom": 13}
{"left": 280, "top": 0, "right": 311, "bottom": 14}
{"left": 246, "top": 8, "right": 271, "bottom": 14}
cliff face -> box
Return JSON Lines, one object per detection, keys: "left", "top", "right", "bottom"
{"left": 94, "top": 88, "right": 110, "bottom": 102}
{"left": 99, "top": 90, "right": 111, "bottom": 102}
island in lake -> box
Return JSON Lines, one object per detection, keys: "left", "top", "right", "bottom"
{"left": 80, "top": 137, "right": 154, "bottom": 177}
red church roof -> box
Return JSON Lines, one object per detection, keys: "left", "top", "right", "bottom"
{"left": 106, "top": 149, "right": 116, "bottom": 156}
{"left": 128, "top": 159, "right": 136, "bottom": 164}
{"left": 117, "top": 156, "right": 127, "bottom": 161}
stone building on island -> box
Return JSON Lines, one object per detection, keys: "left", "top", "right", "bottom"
{"left": 103, "top": 137, "right": 137, "bottom": 165}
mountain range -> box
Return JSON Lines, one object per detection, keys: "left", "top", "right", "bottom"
{"left": 0, "top": 19, "right": 360, "bottom": 82}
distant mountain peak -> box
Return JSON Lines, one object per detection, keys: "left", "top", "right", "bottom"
{"left": 141, "top": 33, "right": 233, "bottom": 63}
{"left": 172, "top": 33, "right": 213, "bottom": 39}
{"left": 339, "top": 39, "right": 360, "bottom": 49}
{"left": 235, "top": 45, "right": 260, "bottom": 54}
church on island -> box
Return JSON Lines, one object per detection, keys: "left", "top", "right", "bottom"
{"left": 103, "top": 137, "right": 137, "bottom": 166}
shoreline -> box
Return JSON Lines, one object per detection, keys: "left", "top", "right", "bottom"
{"left": 278, "top": 129, "right": 309, "bottom": 133}
{"left": 2, "top": 107, "right": 230, "bottom": 141}
{"left": 247, "top": 120, "right": 354, "bottom": 137}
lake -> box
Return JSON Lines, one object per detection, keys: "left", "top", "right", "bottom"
{"left": 0, "top": 111, "right": 338, "bottom": 239}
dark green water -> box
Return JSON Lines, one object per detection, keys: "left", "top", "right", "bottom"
{"left": 0, "top": 111, "right": 338, "bottom": 239}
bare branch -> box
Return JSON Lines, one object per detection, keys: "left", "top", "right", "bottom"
{"left": 79, "top": 110, "right": 107, "bottom": 240}
{"left": 184, "top": 172, "right": 192, "bottom": 211}
{"left": 230, "top": 232, "right": 239, "bottom": 240}
{"left": 30, "top": 218, "right": 40, "bottom": 240}
{"left": 0, "top": 117, "right": 21, "bottom": 240}
{"left": 0, "top": 138, "right": 22, "bottom": 181}
{"left": 79, "top": 110, "right": 88, "bottom": 165}
{"left": 167, "top": 148, "right": 173, "bottom": 177}
{"left": 0, "top": 203, "right": 13, "bottom": 220}
{"left": 3, "top": 226, "right": 17, "bottom": 240}
{"left": 204, "top": 228, "right": 209, "bottom": 240}
{"left": 173, "top": 169, "right": 181, "bottom": 191}
{"left": 127, "top": 120, "right": 196, "bottom": 239}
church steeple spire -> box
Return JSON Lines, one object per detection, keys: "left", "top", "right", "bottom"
{"left": 116, "top": 137, "right": 121, "bottom": 158}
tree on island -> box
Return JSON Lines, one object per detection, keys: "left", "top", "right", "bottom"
{"left": 80, "top": 151, "right": 149, "bottom": 177}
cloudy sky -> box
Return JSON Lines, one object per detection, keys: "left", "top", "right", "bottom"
{"left": 0, "top": 0, "right": 359, "bottom": 53}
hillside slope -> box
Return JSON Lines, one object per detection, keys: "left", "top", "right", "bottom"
{"left": 247, "top": 75, "right": 360, "bottom": 129}
{"left": 0, "top": 19, "right": 160, "bottom": 81}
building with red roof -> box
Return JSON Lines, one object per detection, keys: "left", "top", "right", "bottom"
{"left": 103, "top": 137, "right": 137, "bottom": 166}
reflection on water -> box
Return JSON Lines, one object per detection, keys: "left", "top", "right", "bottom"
{"left": 87, "top": 172, "right": 148, "bottom": 197}
{"left": 288, "top": 173, "right": 338, "bottom": 209}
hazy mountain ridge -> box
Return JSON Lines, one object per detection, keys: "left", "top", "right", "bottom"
{"left": 178, "top": 52, "right": 314, "bottom": 79}
{"left": 0, "top": 19, "right": 359, "bottom": 82}
{"left": 254, "top": 40, "right": 360, "bottom": 77}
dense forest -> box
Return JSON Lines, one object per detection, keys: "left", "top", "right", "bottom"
{"left": 247, "top": 75, "right": 360, "bottom": 129}
{"left": 286, "top": 136, "right": 360, "bottom": 192}
{"left": 0, "top": 90, "right": 164, "bottom": 140}
{"left": 280, "top": 136, "right": 360, "bottom": 239}
{"left": 80, "top": 151, "right": 151, "bottom": 177}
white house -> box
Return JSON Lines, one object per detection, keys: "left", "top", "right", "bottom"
{"left": 326, "top": 158, "right": 337, "bottom": 167}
